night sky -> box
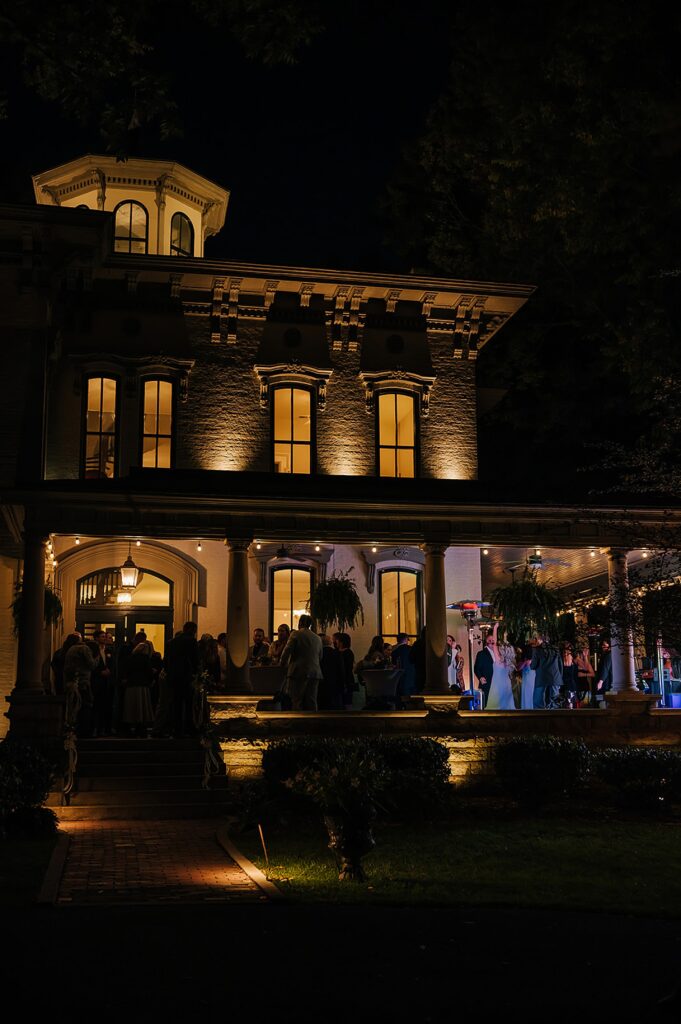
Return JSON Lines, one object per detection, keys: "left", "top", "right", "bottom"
{"left": 0, "top": 4, "right": 453, "bottom": 273}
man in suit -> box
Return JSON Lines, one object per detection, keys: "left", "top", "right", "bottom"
{"left": 280, "top": 614, "right": 323, "bottom": 710}
{"left": 595, "top": 639, "right": 612, "bottom": 705}
{"left": 530, "top": 638, "right": 564, "bottom": 708}
{"left": 474, "top": 634, "right": 495, "bottom": 708}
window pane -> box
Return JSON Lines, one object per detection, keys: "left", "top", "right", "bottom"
{"left": 158, "top": 381, "right": 172, "bottom": 420}
{"left": 85, "top": 435, "right": 102, "bottom": 478}
{"left": 274, "top": 388, "right": 292, "bottom": 441}
{"left": 399, "top": 573, "right": 419, "bottom": 636}
{"left": 130, "top": 240, "right": 146, "bottom": 254}
{"left": 378, "top": 393, "right": 396, "bottom": 446}
{"left": 87, "top": 378, "right": 102, "bottom": 415}
{"left": 130, "top": 204, "right": 147, "bottom": 239}
{"left": 292, "top": 444, "right": 310, "bottom": 474}
{"left": 396, "top": 394, "right": 414, "bottom": 446}
{"left": 155, "top": 436, "right": 171, "bottom": 469}
{"left": 291, "top": 570, "right": 311, "bottom": 629}
{"left": 379, "top": 448, "right": 396, "bottom": 477}
{"left": 115, "top": 204, "right": 131, "bottom": 234}
{"left": 381, "top": 571, "right": 399, "bottom": 637}
{"left": 142, "top": 436, "right": 157, "bottom": 468}
{"left": 101, "top": 436, "right": 116, "bottom": 478}
{"left": 396, "top": 448, "right": 414, "bottom": 478}
{"left": 292, "top": 389, "right": 311, "bottom": 441}
{"left": 274, "top": 442, "right": 291, "bottom": 474}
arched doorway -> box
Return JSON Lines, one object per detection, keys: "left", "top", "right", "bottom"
{"left": 76, "top": 566, "right": 173, "bottom": 652}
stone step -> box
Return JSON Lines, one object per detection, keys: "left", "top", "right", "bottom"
{"left": 48, "top": 787, "right": 228, "bottom": 807}
{"left": 54, "top": 802, "right": 232, "bottom": 822}
{"left": 69, "top": 775, "right": 229, "bottom": 792}
{"left": 73, "top": 762, "right": 206, "bottom": 778}
{"left": 77, "top": 749, "right": 204, "bottom": 766}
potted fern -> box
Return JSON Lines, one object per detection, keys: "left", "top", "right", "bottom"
{"left": 489, "top": 567, "right": 563, "bottom": 644}
{"left": 308, "top": 569, "right": 364, "bottom": 633}
{"left": 11, "top": 583, "right": 63, "bottom": 635}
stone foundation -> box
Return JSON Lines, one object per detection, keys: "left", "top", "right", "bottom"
{"left": 211, "top": 698, "right": 681, "bottom": 787}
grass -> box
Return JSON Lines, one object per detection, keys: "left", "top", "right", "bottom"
{"left": 0, "top": 837, "right": 57, "bottom": 905}
{"left": 237, "top": 812, "right": 681, "bottom": 916}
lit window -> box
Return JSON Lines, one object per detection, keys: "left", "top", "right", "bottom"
{"left": 377, "top": 392, "right": 416, "bottom": 477}
{"left": 273, "top": 386, "right": 313, "bottom": 474}
{"left": 113, "top": 201, "right": 148, "bottom": 254}
{"left": 272, "top": 567, "right": 312, "bottom": 634}
{"left": 84, "top": 377, "right": 117, "bottom": 478}
{"left": 142, "top": 380, "right": 173, "bottom": 468}
{"left": 379, "top": 569, "right": 421, "bottom": 644}
{"left": 170, "top": 212, "right": 194, "bottom": 257}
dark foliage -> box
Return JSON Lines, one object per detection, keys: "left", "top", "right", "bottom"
{"left": 493, "top": 735, "right": 591, "bottom": 805}
{"left": 594, "top": 746, "right": 681, "bottom": 813}
{"left": 0, "top": 740, "right": 57, "bottom": 838}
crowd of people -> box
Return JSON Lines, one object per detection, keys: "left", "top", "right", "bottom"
{"left": 49, "top": 616, "right": 615, "bottom": 737}
{"left": 473, "top": 623, "right": 611, "bottom": 710}
{"left": 51, "top": 622, "right": 231, "bottom": 738}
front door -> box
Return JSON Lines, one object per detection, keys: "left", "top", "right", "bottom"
{"left": 77, "top": 610, "right": 173, "bottom": 653}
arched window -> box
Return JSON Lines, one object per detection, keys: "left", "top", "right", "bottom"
{"left": 271, "top": 566, "right": 312, "bottom": 634}
{"left": 379, "top": 568, "right": 421, "bottom": 643}
{"left": 170, "top": 212, "right": 194, "bottom": 257}
{"left": 113, "top": 201, "right": 148, "bottom": 254}
{"left": 272, "top": 386, "right": 314, "bottom": 473}
{"left": 377, "top": 391, "right": 417, "bottom": 477}
{"left": 83, "top": 376, "right": 117, "bottom": 478}
{"left": 141, "top": 379, "right": 174, "bottom": 468}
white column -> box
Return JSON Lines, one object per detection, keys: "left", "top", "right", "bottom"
{"left": 226, "top": 539, "right": 251, "bottom": 692}
{"left": 607, "top": 548, "right": 637, "bottom": 693}
{"left": 424, "top": 542, "right": 449, "bottom": 694}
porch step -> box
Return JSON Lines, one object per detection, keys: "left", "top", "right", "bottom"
{"left": 51, "top": 736, "right": 229, "bottom": 821}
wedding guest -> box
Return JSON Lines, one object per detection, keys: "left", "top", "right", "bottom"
{"left": 318, "top": 634, "right": 345, "bottom": 710}
{"left": 122, "top": 640, "right": 154, "bottom": 737}
{"left": 333, "top": 632, "right": 355, "bottom": 706}
{"left": 392, "top": 632, "right": 417, "bottom": 698}
{"left": 280, "top": 614, "right": 323, "bottom": 710}
{"left": 198, "top": 633, "right": 221, "bottom": 690}
{"left": 249, "top": 627, "right": 270, "bottom": 664}
{"left": 217, "top": 632, "right": 228, "bottom": 688}
{"left": 269, "top": 623, "right": 291, "bottom": 663}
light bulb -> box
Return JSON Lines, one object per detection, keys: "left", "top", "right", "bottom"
{"left": 315, "top": 545, "right": 321, "bottom": 552}
{"left": 136, "top": 540, "right": 141, "bottom": 547}
{"left": 371, "top": 546, "right": 378, "bottom": 553}
{"left": 197, "top": 541, "right": 202, "bottom": 552}
{"left": 75, "top": 537, "right": 80, "bottom": 545}
{"left": 482, "top": 548, "right": 489, "bottom": 555}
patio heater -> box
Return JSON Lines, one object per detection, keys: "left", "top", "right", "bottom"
{"left": 447, "top": 600, "right": 491, "bottom": 709}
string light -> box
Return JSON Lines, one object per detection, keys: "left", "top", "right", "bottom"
{"left": 136, "top": 540, "right": 141, "bottom": 547}
{"left": 482, "top": 548, "right": 489, "bottom": 555}
{"left": 590, "top": 549, "right": 596, "bottom": 557}
{"left": 256, "top": 543, "right": 262, "bottom": 550}
{"left": 197, "top": 540, "right": 202, "bottom": 552}
{"left": 371, "top": 546, "right": 378, "bottom": 553}
{"left": 315, "top": 545, "right": 321, "bottom": 552}
{"left": 75, "top": 537, "right": 80, "bottom": 545}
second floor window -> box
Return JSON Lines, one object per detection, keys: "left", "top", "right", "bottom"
{"left": 377, "top": 391, "right": 416, "bottom": 477}
{"left": 84, "top": 376, "right": 117, "bottom": 478}
{"left": 272, "top": 386, "right": 313, "bottom": 473}
{"left": 142, "top": 380, "right": 173, "bottom": 468}
{"left": 170, "top": 213, "right": 194, "bottom": 257}
{"left": 114, "top": 201, "right": 148, "bottom": 254}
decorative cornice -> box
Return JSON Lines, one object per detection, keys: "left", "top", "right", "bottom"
{"left": 359, "top": 369, "right": 436, "bottom": 418}
{"left": 253, "top": 362, "right": 333, "bottom": 411}
{"left": 252, "top": 543, "right": 333, "bottom": 591}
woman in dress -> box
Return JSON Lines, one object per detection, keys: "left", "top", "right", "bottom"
{"left": 269, "top": 623, "right": 291, "bottom": 663}
{"left": 518, "top": 642, "right": 536, "bottom": 710}
{"left": 122, "top": 640, "right": 155, "bottom": 737}
{"left": 486, "top": 622, "right": 516, "bottom": 710}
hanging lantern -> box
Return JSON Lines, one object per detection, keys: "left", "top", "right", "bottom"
{"left": 119, "top": 544, "right": 140, "bottom": 591}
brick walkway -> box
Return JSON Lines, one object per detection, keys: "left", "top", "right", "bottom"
{"left": 56, "top": 820, "right": 265, "bottom": 905}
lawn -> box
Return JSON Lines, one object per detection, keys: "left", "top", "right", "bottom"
{"left": 237, "top": 813, "right": 681, "bottom": 916}
{"left": 0, "top": 837, "right": 57, "bottom": 905}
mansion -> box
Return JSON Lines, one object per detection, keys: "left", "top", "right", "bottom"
{"left": 0, "top": 154, "right": 671, "bottom": 740}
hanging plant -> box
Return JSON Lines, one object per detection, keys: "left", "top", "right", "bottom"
{"left": 308, "top": 569, "right": 364, "bottom": 633}
{"left": 11, "top": 584, "right": 63, "bottom": 636}
{"left": 489, "top": 568, "right": 564, "bottom": 644}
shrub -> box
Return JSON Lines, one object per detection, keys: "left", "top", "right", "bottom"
{"left": 493, "top": 735, "right": 591, "bottom": 805}
{"left": 373, "top": 736, "right": 450, "bottom": 811}
{"left": 0, "top": 740, "right": 57, "bottom": 838}
{"left": 594, "top": 746, "right": 681, "bottom": 812}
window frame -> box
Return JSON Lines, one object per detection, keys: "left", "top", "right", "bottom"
{"left": 375, "top": 388, "right": 419, "bottom": 478}
{"left": 270, "top": 383, "right": 316, "bottom": 475}
{"left": 113, "top": 200, "right": 149, "bottom": 254}
{"left": 139, "top": 376, "right": 176, "bottom": 469}
{"left": 169, "top": 212, "right": 195, "bottom": 257}
{"left": 81, "top": 374, "right": 120, "bottom": 480}
{"left": 269, "top": 564, "right": 314, "bottom": 638}
{"left": 378, "top": 567, "right": 422, "bottom": 643}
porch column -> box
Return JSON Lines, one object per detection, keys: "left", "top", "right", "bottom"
{"left": 226, "top": 538, "right": 251, "bottom": 692}
{"left": 15, "top": 531, "right": 48, "bottom": 691}
{"left": 607, "top": 547, "right": 637, "bottom": 694}
{"left": 424, "top": 542, "right": 449, "bottom": 694}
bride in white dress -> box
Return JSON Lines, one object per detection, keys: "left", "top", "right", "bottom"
{"left": 486, "top": 622, "right": 516, "bottom": 710}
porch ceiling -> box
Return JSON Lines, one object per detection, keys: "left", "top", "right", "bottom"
{"left": 480, "top": 545, "right": 651, "bottom": 598}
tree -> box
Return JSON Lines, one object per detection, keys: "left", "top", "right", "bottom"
{"left": 385, "top": 1, "right": 681, "bottom": 491}
{"left": 0, "top": 1, "right": 323, "bottom": 154}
